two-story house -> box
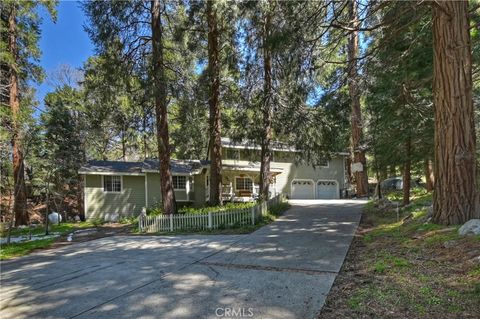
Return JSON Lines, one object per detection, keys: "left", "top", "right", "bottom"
{"left": 79, "top": 138, "right": 348, "bottom": 220}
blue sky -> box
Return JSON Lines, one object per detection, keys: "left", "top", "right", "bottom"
{"left": 36, "top": 1, "right": 93, "bottom": 111}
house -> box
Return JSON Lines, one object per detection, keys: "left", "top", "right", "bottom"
{"left": 79, "top": 138, "right": 349, "bottom": 220}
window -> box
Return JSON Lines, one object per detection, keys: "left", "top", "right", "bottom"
{"left": 103, "top": 176, "right": 122, "bottom": 192}
{"left": 173, "top": 176, "right": 187, "bottom": 190}
{"left": 236, "top": 177, "right": 253, "bottom": 191}
{"left": 318, "top": 159, "right": 329, "bottom": 167}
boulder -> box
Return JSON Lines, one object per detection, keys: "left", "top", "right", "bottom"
{"left": 48, "top": 212, "right": 62, "bottom": 225}
{"left": 458, "top": 219, "right": 480, "bottom": 236}
{"left": 469, "top": 256, "right": 480, "bottom": 265}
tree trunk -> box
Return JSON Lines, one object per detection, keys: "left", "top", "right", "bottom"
{"left": 403, "top": 137, "right": 411, "bottom": 206}
{"left": 151, "top": 0, "right": 176, "bottom": 214}
{"left": 347, "top": 0, "right": 368, "bottom": 197}
{"left": 8, "top": 4, "right": 28, "bottom": 226}
{"left": 260, "top": 7, "right": 273, "bottom": 202}
{"left": 207, "top": 0, "right": 223, "bottom": 206}
{"left": 121, "top": 128, "right": 126, "bottom": 161}
{"left": 432, "top": 1, "right": 477, "bottom": 225}
{"left": 424, "top": 158, "right": 434, "bottom": 192}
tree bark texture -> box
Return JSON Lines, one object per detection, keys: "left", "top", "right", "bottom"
{"left": 424, "top": 158, "right": 434, "bottom": 192}
{"left": 260, "top": 6, "right": 273, "bottom": 202}
{"left": 8, "top": 4, "right": 28, "bottom": 226}
{"left": 403, "top": 137, "right": 411, "bottom": 206}
{"left": 207, "top": 0, "right": 223, "bottom": 206}
{"left": 347, "top": 0, "right": 368, "bottom": 197}
{"left": 151, "top": 0, "right": 177, "bottom": 214}
{"left": 432, "top": 1, "right": 477, "bottom": 225}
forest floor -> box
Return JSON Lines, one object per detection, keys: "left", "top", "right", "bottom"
{"left": 319, "top": 190, "right": 480, "bottom": 319}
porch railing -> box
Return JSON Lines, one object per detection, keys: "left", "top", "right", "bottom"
{"left": 138, "top": 194, "right": 284, "bottom": 233}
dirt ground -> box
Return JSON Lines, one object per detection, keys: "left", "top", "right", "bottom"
{"left": 319, "top": 208, "right": 480, "bottom": 319}
{"left": 48, "top": 223, "right": 133, "bottom": 249}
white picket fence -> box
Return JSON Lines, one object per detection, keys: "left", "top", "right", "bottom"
{"left": 138, "top": 194, "right": 284, "bottom": 233}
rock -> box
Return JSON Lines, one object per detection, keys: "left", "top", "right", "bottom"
{"left": 469, "top": 256, "right": 480, "bottom": 265}
{"left": 443, "top": 240, "right": 457, "bottom": 249}
{"left": 74, "top": 215, "right": 81, "bottom": 222}
{"left": 48, "top": 212, "right": 62, "bottom": 225}
{"left": 458, "top": 219, "right": 480, "bottom": 236}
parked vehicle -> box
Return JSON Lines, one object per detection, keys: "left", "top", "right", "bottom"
{"left": 380, "top": 177, "right": 421, "bottom": 191}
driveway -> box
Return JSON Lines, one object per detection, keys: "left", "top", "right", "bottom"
{"left": 0, "top": 200, "right": 365, "bottom": 319}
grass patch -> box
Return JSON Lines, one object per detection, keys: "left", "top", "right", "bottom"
{"left": 320, "top": 190, "right": 480, "bottom": 318}
{"left": 1, "top": 221, "right": 97, "bottom": 238}
{"left": 0, "top": 238, "right": 56, "bottom": 260}
{"left": 0, "top": 221, "right": 98, "bottom": 260}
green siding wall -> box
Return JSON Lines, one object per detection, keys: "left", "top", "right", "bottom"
{"left": 145, "top": 173, "right": 190, "bottom": 209}
{"left": 273, "top": 157, "right": 345, "bottom": 197}
{"left": 85, "top": 175, "right": 146, "bottom": 220}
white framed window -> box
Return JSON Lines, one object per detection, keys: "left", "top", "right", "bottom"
{"left": 318, "top": 160, "right": 329, "bottom": 168}
{"left": 235, "top": 177, "right": 253, "bottom": 191}
{"left": 103, "top": 175, "right": 122, "bottom": 192}
{"left": 173, "top": 175, "right": 187, "bottom": 190}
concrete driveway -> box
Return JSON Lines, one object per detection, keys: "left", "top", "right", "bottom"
{"left": 0, "top": 200, "right": 365, "bottom": 319}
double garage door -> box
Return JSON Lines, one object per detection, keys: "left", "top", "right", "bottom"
{"left": 291, "top": 180, "right": 338, "bottom": 199}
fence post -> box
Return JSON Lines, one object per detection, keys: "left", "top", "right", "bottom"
{"left": 169, "top": 214, "right": 174, "bottom": 232}
{"left": 251, "top": 206, "right": 255, "bottom": 225}
{"left": 139, "top": 207, "right": 146, "bottom": 233}
{"left": 208, "top": 212, "right": 212, "bottom": 229}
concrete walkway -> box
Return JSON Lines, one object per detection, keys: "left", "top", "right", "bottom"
{"left": 0, "top": 200, "right": 364, "bottom": 319}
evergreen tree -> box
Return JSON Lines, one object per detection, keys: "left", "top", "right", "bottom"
{"left": 0, "top": 0, "right": 57, "bottom": 225}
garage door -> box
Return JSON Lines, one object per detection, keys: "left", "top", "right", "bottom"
{"left": 291, "top": 180, "right": 315, "bottom": 199}
{"left": 316, "top": 181, "right": 338, "bottom": 199}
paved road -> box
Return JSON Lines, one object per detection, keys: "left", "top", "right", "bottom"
{"left": 0, "top": 200, "right": 365, "bottom": 319}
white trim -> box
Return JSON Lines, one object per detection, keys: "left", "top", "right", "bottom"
{"left": 101, "top": 175, "right": 123, "bottom": 193}
{"left": 80, "top": 171, "right": 144, "bottom": 176}
{"left": 316, "top": 179, "right": 340, "bottom": 199}
{"left": 186, "top": 177, "right": 190, "bottom": 201}
{"left": 290, "top": 179, "right": 315, "bottom": 199}
{"left": 141, "top": 169, "right": 202, "bottom": 175}
{"left": 145, "top": 173, "right": 148, "bottom": 208}
{"left": 83, "top": 175, "right": 87, "bottom": 218}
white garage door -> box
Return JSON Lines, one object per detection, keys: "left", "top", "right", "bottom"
{"left": 316, "top": 181, "right": 338, "bottom": 199}
{"left": 291, "top": 180, "right": 315, "bottom": 199}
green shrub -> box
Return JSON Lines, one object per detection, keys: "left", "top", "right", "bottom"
{"left": 146, "top": 207, "right": 163, "bottom": 217}
{"left": 90, "top": 218, "right": 104, "bottom": 226}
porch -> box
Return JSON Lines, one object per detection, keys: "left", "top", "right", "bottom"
{"left": 205, "top": 164, "right": 283, "bottom": 203}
